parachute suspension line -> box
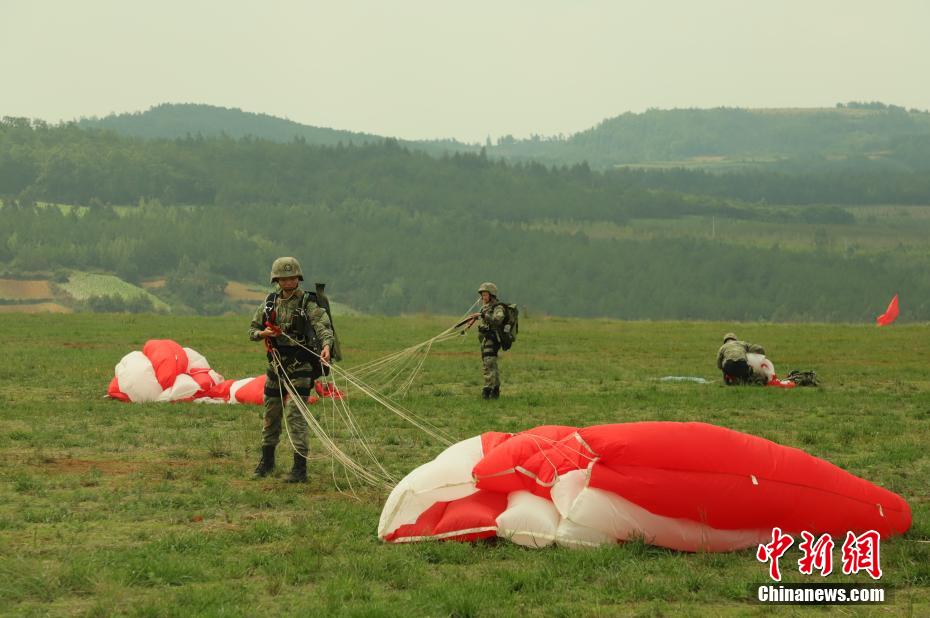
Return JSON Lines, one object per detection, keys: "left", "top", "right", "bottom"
{"left": 271, "top": 355, "right": 353, "bottom": 490}
{"left": 269, "top": 348, "right": 394, "bottom": 487}
{"left": 267, "top": 303, "right": 486, "bottom": 481}
{"left": 346, "top": 301, "right": 480, "bottom": 398}
{"left": 277, "top": 332, "right": 456, "bottom": 446}
{"left": 317, "top": 364, "right": 395, "bottom": 482}
{"left": 519, "top": 431, "right": 600, "bottom": 475}
{"left": 329, "top": 364, "right": 454, "bottom": 446}
{"left": 348, "top": 300, "right": 479, "bottom": 375}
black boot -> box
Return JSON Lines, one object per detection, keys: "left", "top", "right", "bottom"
{"left": 284, "top": 452, "right": 307, "bottom": 483}
{"left": 491, "top": 386, "right": 500, "bottom": 399}
{"left": 482, "top": 387, "right": 491, "bottom": 400}
{"left": 253, "top": 445, "right": 276, "bottom": 478}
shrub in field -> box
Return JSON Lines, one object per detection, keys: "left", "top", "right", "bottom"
{"left": 59, "top": 272, "right": 169, "bottom": 311}
{"left": 82, "top": 294, "right": 155, "bottom": 313}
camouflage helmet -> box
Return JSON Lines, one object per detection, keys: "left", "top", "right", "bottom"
{"left": 477, "top": 282, "right": 498, "bottom": 297}
{"left": 723, "top": 332, "right": 738, "bottom": 343}
{"left": 270, "top": 257, "right": 304, "bottom": 283}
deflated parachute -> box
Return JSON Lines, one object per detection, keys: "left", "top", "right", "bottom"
{"left": 379, "top": 422, "right": 911, "bottom": 551}
{"left": 747, "top": 352, "right": 797, "bottom": 388}
{"left": 106, "top": 339, "right": 337, "bottom": 405}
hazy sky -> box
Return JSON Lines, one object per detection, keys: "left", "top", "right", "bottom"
{"left": 4, "top": 1, "right": 929, "bottom": 142}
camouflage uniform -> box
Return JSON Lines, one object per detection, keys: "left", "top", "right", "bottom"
{"left": 716, "top": 333, "right": 766, "bottom": 385}
{"left": 476, "top": 282, "right": 506, "bottom": 398}
{"left": 250, "top": 290, "right": 334, "bottom": 452}
{"left": 250, "top": 257, "right": 334, "bottom": 482}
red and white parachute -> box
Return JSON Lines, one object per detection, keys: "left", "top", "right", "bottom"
{"left": 107, "top": 339, "right": 265, "bottom": 404}
{"left": 379, "top": 422, "right": 911, "bottom": 551}
{"left": 106, "top": 339, "right": 342, "bottom": 405}
{"left": 747, "top": 352, "right": 796, "bottom": 388}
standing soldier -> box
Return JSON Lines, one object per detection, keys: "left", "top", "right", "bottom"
{"left": 249, "top": 257, "right": 334, "bottom": 483}
{"left": 476, "top": 282, "right": 506, "bottom": 399}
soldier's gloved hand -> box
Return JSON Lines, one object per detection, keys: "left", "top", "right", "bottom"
{"left": 320, "top": 345, "right": 331, "bottom": 365}
{"left": 258, "top": 326, "right": 281, "bottom": 338}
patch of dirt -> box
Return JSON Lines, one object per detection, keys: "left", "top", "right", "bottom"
{"left": 0, "top": 279, "right": 52, "bottom": 300}
{"left": 0, "top": 302, "right": 72, "bottom": 313}
{"left": 140, "top": 278, "right": 166, "bottom": 289}
{"left": 45, "top": 458, "right": 141, "bottom": 475}
{"left": 43, "top": 458, "right": 237, "bottom": 475}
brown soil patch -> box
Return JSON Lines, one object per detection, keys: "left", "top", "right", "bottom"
{"left": 141, "top": 278, "right": 166, "bottom": 289}
{"left": 225, "top": 281, "right": 268, "bottom": 302}
{"left": 0, "top": 279, "right": 53, "bottom": 300}
{"left": 43, "top": 458, "right": 236, "bottom": 475}
{"left": 0, "top": 302, "right": 72, "bottom": 313}
{"left": 45, "top": 459, "right": 141, "bottom": 475}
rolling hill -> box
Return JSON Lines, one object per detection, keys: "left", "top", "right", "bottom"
{"left": 75, "top": 102, "right": 930, "bottom": 172}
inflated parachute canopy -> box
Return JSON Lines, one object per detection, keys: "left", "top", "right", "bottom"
{"left": 107, "top": 339, "right": 340, "bottom": 405}
{"left": 379, "top": 422, "right": 911, "bottom": 551}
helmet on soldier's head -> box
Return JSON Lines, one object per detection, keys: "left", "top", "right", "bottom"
{"left": 270, "top": 257, "right": 304, "bottom": 283}
{"left": 477, "top": 282, "right": 498, "bottom": 297}
{"left": 723, "top": 332, "right": 738, "bottom": 343}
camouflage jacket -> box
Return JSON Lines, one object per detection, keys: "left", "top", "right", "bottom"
{"left": 716, "top": 340, "right": 766, "bottom": 370}
{"left": 249, "top": 288, "right": 335, "bottom": 352}
{"left": 477, "top": 302, "right": 506, "bottom": 336}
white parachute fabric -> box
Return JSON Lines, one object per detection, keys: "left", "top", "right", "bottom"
{"left": 746, "top": 352, "right": 775, "bottom": 381}
{"left": 379, "top": 423, "right": 912, "bottom": 551}
{"left": 107, "top": 339, "right": 272, "bottom": 404}
{"left": 378, "top": 435, "right": 483, "bottom": 537}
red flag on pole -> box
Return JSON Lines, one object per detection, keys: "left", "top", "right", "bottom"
{"left": 876, "top": 294, "right": 899, "bottom": 326}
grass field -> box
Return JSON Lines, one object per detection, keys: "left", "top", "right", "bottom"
{"left": 0, "top": 313, "right": 928, "bottom": 616}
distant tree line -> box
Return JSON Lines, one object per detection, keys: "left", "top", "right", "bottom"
{"left": 3, "top": 118, "right": 930, "bottom": 321}
{"left": 77, "top": 103, "right": 476, "bottom": 156}
{"left": 2, "top": 200, "right": 928, "bottom": 321}
{"left": 3, "top": 119, "right": 930, "bottom": 223}
{"left": 491, "top": 106, "right": 930, "bottom": 171}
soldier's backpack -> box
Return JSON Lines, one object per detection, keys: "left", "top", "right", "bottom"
{"left": 497, "top": 303, "right": 519, "bottom": 351}
{"left": 785, "top": 370, "right": 819, "bottom": 387}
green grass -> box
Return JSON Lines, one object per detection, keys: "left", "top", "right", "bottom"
{"left": 0, "top": 314, "right": 928, "bottom": 615}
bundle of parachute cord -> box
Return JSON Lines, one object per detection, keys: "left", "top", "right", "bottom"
{"left": 270, "top": 301, "right": 481, "bottom": 493}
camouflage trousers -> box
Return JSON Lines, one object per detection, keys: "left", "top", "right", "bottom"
{"left": 479, "top": 334, "right": 501, "bottom": 389}
{"left": 260, "top": 354, "right": 320, "bottom": 453}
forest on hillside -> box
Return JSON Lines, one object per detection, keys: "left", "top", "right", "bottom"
{"left": 3, "top": 118, "right": 930, "bottom": 214}
{"left": 2, "top": 119, "right": 929, "bottom": 320}
{"left": 77, "top": 103, "right": 930, "bottom": 175}
{"left": 492, "top": 104, "right": 930, "bottom": 170}
{"left": 77, "top": 103, "right": 475, "bottom": 156}
{"left": 2, "top": 199, "right": 927, "bottom": 321}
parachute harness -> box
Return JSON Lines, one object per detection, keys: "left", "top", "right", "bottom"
{"left": 266, "top": 305, "right": 481, "bottom": 489}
